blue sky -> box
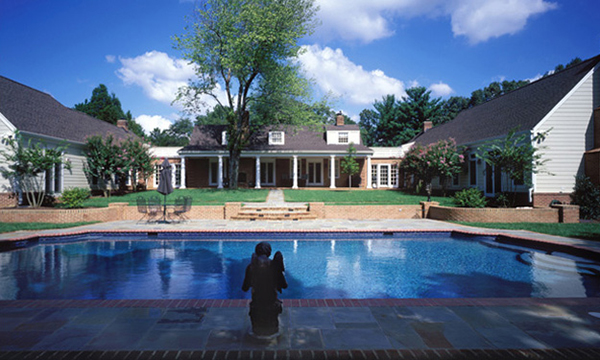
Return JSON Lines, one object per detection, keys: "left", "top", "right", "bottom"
{"left": 1, "top": 0, "right": 599, "bottom": 134}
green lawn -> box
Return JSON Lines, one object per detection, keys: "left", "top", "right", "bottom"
{"left": 283, "top": 189, "right": 455, "bottom": 206}
{"left": 77, "top": 188, "right": 270, "bottom": 207}
{"left": 453, "top": 222, "right": 600, "bottom": 241}
{"left": 0, "top": 222, "right": 100, "bottom": 234}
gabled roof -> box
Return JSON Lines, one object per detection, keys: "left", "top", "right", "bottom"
{"left": 413, "top": 54, "right": 600, "bottom": 147}
{"left": 182, "top": 125, "right": 372, "bottom": 154}
{"left": 0, "top": 76, "right": 135, "bottom": 144}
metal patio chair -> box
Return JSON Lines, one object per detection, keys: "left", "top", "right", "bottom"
{"left": 146, "top": 196, "right": 161, "bottom": 223}
{"left": 169, "top": 196, "right": 192, "bottom": 223}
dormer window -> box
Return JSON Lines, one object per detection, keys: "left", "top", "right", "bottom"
{"left": 222, "top": 131, "right": 227, "bottom": 146}
{"left": 269, "top": 131, "right": 284, "bottom": 145}
{"left": 338, "top": 132, "right": 349, "bottom": 144}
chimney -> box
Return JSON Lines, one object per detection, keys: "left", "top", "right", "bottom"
{"left": 336, "top": 111, "right": 345, "bottom": 126}
{"left": 423, "top": 120, "right": 433, "bottom": 133}
{"left": 117, "top": 119, "right": 129, "bottom": 131}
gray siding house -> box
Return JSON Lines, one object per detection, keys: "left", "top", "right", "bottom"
{"left": 410, "top": 54, "right": 600, "bottom": 207}
{"left": 0, "top": 76, "right": 136, "bottom": 206}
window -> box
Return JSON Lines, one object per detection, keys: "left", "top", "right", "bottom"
{"left": 45, "top": 169, "right": 53, "bottom": 194}
{"left": 371, "top": 164, "right": 377, "bottom": 186}
{"left": 222, "top": 131, "right": 227, "bottom": 146}
{"left": 338, "top": 132, "right": 349, "bottom": 144}
{"left": 154, "top": 164, "right": 161, "bottom": 186}
{"left": 269, "top": 131, "right": 284, "bottom": 145}
{"left": 452, "top": 173, "right": 460, "bottom": 186}
{"left": 391, "top": 164, "right": 398, "bottom": 187}
{"left": 335, "top": 159, "right": 340, "bottom": 178}
{"left": 175, "top": 164, "right": 181, "bottom": 187}
{"left": 469, "top": 154, "right": 477, "bottom": 186}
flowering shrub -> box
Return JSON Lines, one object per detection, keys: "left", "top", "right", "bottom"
{"left": 401, "top": 139, "right": 464, "bottom": 200}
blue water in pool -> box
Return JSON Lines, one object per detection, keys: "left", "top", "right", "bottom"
{"left": 1, "top": 233, "right": 599, "bottom": 300}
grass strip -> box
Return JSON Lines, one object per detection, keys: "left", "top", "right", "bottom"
{"left": 453, "top": 222, "right": 600, "bottom": 241}
{"left": 0, "top": 222, "right": 100, "bottom": 234}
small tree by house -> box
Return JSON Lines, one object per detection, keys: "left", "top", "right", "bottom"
{"left": 476, "top": 129, "right": 549, "bottom": 207}
{"left": 123, "top": 138, "right": 156, "bottom": 191}
{"left": 400, "top": 139, "right": 464, "bottom": 201}
{"left": 0, "top": 131, "right": 71, "bottom": 207}
{"left": 341, "top": 143, "right": 360, "bottom": 188}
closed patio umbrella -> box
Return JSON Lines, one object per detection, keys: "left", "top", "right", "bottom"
{"left": 157, "top": 158, "right": 173, "bottom": 222}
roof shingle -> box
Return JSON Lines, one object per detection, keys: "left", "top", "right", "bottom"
{"left": 0, "top": 76, "right": 136, "bottom": 143}
{"left": 413, "top": 54, "right": 600, "bottom": 147}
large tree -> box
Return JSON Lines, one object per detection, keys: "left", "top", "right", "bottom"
{"left": 174, "top": 0, "right": 319, "bottom": 189}
{"left": 74, "top": 84, "right": 145, "bottom": 138}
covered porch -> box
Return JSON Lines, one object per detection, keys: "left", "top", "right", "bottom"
{"left": 178, "top": 152, "right": 382, "bottom": 189}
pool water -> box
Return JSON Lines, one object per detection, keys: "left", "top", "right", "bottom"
{"left": 1, "top": 233, "right": 599, "bottom": 300}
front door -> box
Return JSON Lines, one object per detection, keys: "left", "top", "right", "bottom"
{"left": 307, "top": 160, "right": 323, "bottom": 186}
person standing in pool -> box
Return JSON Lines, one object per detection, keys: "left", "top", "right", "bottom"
{"left": 242, "top": 241, "right": 288, "bottom": 337}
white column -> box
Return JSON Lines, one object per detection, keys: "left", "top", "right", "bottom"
{"left": 367, "top": 156, "right": 372, "bottom": 189}
{"left": 255, "top": 156, "right": 261, "bottom": 189}
{"left": 171, "top": 160, "right": 176, "bottom": 188}
{"left": 292, "top": 155, "right": 298, "bottom": 189}
{"left": 330, "top": 155, "right": 336, "bottom": 189}
{"left": 180, "top": 157, "right": 186, "bottom": 189}
{"left": 217, "top": 155, "right": 224, "bottom": 189}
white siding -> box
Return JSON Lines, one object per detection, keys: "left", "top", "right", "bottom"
{"left": 18, "top": 133, "right": 92, "bottom": 193}
{"left": 534, "top": 66, "right": 600, "bottom": 193}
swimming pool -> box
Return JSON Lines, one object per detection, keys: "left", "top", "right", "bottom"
{"left": 1, "top": 232, "right": 599, "bottom": 300}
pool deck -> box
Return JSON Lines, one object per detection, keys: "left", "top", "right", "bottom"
{"left": 1, "top": 218, "right": 600, "bottom": 359}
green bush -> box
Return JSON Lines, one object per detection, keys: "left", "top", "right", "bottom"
{"left": 493, "top": 192, "right": 510, "bottom": 208}
{"left": 453, "top": 188, "right": 487, "bottom": 208}
{"left": 571, "top": 175, "right": 600, "bottom": 220}
{"left": 60, "top": 187, "right": 91, "bottom": 208}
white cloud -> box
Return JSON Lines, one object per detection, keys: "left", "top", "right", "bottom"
{"left": 117, "top": 51, "right": 196, "bottom": 105}
{"left": 314, "top": 0, "right": 556, "bottom": 44}
{"left": 428, "top": 82, "right": 453, "bottom": 97}
{"left": 450, "top": 0, "right": 557, "bottom": 44}
{"left": 105, "top": 55, "right": 116, "bottom": 64}
{"left": 135, "top": 114, "right": 173, "bottom": 134}
{"left": 298, "top": 45, "right": 405, "bottom": 106}
{"left": 116, "top": 51, "right": 229, "bottom": 114}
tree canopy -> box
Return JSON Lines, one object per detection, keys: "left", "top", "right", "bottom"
{"left": 174, "top": 0, "right": 319, "bottom": 188}
{"left": 74, "top": 84, "right": 145, "bottom": 138}
{"left": 360, "top": 88, "right": 442, "bottom": 147}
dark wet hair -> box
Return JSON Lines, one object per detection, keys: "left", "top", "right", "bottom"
{"left": 255, "top": 242, "right": 272, "bottom": 257}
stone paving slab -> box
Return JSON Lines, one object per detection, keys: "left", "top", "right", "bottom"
{"left": 2, "top": 303, "right": 600, "bottom": 353}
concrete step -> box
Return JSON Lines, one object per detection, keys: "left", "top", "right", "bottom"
{"left": 231, "top": 214, "right": 317, "bottom": 220}
{"left": 232, "top": 206, "right": 316, "bottom": 221}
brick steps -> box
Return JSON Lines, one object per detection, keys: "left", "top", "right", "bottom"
{"left": 231, "top": 206, "right": 316, "bottom": 221}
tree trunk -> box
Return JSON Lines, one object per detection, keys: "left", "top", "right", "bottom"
{"left": 229, "top": 148, "right": 241, "bottom": 189}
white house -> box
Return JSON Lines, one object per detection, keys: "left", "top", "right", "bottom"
{"left": 0, "top": 76, "right": 137, "bottom": 206}
{"left": 410, "top": 54, "right": 600, "bottom": 207}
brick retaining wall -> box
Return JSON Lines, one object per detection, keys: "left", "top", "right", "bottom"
{"left": 0, "top": 203, "right": 579, "bottom": 223}
{"left": 428, "top": 205, "right": 560, "bottom": 223}
{"left": 322, "top": 204, "right": 421, "bottom": 219}
{"left": 0, "top": 193, "right": 18, "bottom": 208}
